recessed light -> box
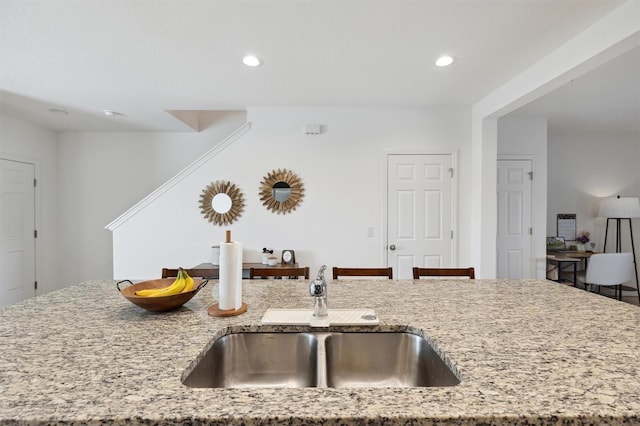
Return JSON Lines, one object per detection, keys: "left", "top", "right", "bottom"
{"left": 48, "top": 108, "right": 69, "bottom": 115}
{"left": 435, "top": 55, "right": 455, "bottom": 67}
{"left": 103, "top": 110, "right": 125, "bottom": 117}
{"left": 242, "top": 55, "right": 262, "bottom": 67}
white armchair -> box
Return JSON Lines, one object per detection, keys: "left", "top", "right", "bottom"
{"left": 576, "top": 253, "right": 634, "bottom": 300}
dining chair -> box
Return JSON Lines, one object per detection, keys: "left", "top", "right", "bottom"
{"left": 332, "top": 267, "right": 393, "bottom": 280}
{"left": 412, "top": 267, "right": 475, "bottom": 279}
{"left": 161, "top": 268, "right": 219, "bottom": 279}
{"left": 575, "top": 253, "right": 634, "bottom": 300}
{"left": 249, "top": 267, "right": 310, "bottom": 279}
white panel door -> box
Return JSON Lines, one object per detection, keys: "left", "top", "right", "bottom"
{"left": 496, "top": 159, "right": 532, "bottom": 279}
{"left": 1, "top": 159, "right": 36, "bottom": 307}
{"left": 387, "top": 154, "right": 453, "bottom": 279}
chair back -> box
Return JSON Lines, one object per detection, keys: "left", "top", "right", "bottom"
{"left": 413, "top": 267, "right": 475, "bottom": 279}
{"left": 585, "top": 253, "right": 634, "bottom": 286}
{"left": 161, "top": 268, "right": 219, "bottom": 279}
{"left": 332, "top": 267, "right": 393, "bottom": 280}
{"left": 249, "top": 267, "right": 309, "bottom": 279}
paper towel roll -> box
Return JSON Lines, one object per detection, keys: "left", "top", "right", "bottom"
{"left": 218, "top": 241, "right": 243, "bottom": 310}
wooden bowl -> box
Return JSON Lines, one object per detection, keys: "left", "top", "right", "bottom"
{"left": 117, "top": 278, "right": 209, "bottom": 312}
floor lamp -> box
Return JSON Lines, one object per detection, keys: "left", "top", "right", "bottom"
{"left": 599, "top": 196, "right": 640, "bottom": 304}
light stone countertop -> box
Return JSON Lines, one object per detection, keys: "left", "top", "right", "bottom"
{"left": 1, "top": 278, "right": 639, "bottom": 425}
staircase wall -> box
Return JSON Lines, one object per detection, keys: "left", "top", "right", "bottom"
{"left": 108, "top": 106, "right": 472, "bottom": 280}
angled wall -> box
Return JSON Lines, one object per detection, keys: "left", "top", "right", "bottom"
{"left": 58, "top": 111, "right": 247, "bottom": 286}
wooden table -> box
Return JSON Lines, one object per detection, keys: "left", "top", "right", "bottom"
{"left": 546, "top": 255, "right": 581, "bottom": 284}
{"left": 546, "top": 251, "right": 594, "bottom": 284}
{"left": 192, "top": 262, "right": 299, "bottom": 278}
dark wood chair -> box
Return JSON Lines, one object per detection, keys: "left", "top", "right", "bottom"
{"left": 161, "top": 268, "right": 219, "bottom": 279}
{"left": 412, "top": 267, "right": 475, "bottom": 279}
{"left": 332, "top": 267, "right": 393, "bottom": 280}
{"left": 249, "top": 267, "right": 310, "bottom": 279}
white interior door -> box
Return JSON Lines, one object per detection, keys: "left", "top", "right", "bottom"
{"left": 1, "top": 159, "right": 36, "bottom": 307}
{"left": 497, "top": 159, "right": 532, "bottom": 279}
{"left": 387, "top": 154, "right": 453, "bottom": 279}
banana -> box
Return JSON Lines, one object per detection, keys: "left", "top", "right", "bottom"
{"left": 135, "top": 268, "right": 186, "bottom": 297}
{"left": 150, "top": 269, "right": 187, "bottom": 297}
{"left": 182, "top": 269, "right": 195, "bottom": 292}
{"left": 135, "top": 284, "right": 174, "bottom": 297}
{"left": 151, "top": 280, "right": 186, "bottom": 296}
{"left": 134, "top": 288, "right": 162, "bottom": 297}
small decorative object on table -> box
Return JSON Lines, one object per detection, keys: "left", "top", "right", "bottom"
{"left": 281, "top": 249, "right": 296, "bottom": 265}
{"left": 576, "top": 231, "right": 590, "bottom": 251}
{"left": 261, "top": 247, "right": 274, "bottom": 265}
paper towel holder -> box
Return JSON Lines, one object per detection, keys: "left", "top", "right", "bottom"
{"left": 208, "top": 229, "right": 248, "bottom": 317}
{"left": 208, "top": 302, "right": 248, "bottom": 317}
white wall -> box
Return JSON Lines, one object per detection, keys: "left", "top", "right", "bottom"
{"left": 497, "top": 118, "right": 548, "bottom": 278}
{"left": 547, "top": 131, "right": 640, "bottom": 254}
{"left": 0, "top": 114, "right": 59, "bottom": 294}
{"left": 110, "top": 106, "right": 471, "bottom": 280}
{"left": 56, "top": 111, "right": 247, "bottom": 286}
{"left": 471, "top": 0, "right": 638, "bottom": 278}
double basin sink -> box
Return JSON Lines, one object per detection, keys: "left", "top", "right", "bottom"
{"left": 182, "top": 331, "right": 460, "bottom": 388}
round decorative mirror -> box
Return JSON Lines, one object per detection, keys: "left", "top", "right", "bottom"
{"left": 211, "top": 193, "right": 232, "bottom": 213}
{"left": 259, "top": 168, "right": 304, "bottom": 214}
{"left": 199, "top": 180, "right": 245, "bottom": 226}
{"left": 272, "top": 181, "right": 291, "bottom": 202}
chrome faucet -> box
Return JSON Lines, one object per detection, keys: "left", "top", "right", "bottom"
{"left": 309, "top": 265, "right": 328, "bottom": 318}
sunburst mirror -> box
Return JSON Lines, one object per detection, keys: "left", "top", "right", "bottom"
{"left": 199, "top": 180, "right": 245, "bottom": 226}
{"left": 259, "top": 168, "right": 305, "bottom": 214}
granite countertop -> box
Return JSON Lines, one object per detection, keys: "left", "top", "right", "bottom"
{"left": 1, "top": 278, "right": 639, "bottom": 425}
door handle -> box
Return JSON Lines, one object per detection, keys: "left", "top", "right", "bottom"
{"left": 389, "top": 245, "right": 396, "bottom": 251}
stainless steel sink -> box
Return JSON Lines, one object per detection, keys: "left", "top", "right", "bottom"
{"left": 182, "top": 331, "right": 460, "bottom": 388}
{"left": 182, "top": 332, "right": 318, "bottom": 388}
{"left": 324, "top": 332, "right": 460, "bottom": 388}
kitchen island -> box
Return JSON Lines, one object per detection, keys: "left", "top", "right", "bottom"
{"left": 1, "top": 278, "right": 639, "bottom": 425}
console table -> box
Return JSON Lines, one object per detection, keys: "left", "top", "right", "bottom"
{"left": 192, "top": 262, "right": 299, "bottom": 278}
{"left": 546, "top": 255, "right": 580, "bottom": 284}
{"left": 546, "top": 252, "right": 593, "bottom": 285}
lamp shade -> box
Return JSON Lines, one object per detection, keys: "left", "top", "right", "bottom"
{"left": 599, "top": 197, "right": 640, "bottom": 218}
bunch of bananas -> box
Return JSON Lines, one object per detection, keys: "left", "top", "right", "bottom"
{"left": 135, "top": 267, "right": 195, "bottom": 297}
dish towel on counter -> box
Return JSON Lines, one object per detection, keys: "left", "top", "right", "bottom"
{"left": 218, "top": 241, "right": 243, "bottom": 310}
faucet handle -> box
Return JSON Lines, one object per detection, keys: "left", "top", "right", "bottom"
{"left": 309, "top": 265, "right": 327, "bottom": 296}
{"left": 316, "top": 264, "right": 327, "bottom": 280}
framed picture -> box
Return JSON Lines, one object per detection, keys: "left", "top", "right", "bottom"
{"left": 281, "top": 249, "right": 296, "bottom": 265}
{"left": 557, "top": 214, "right": 576, "bottom": 241}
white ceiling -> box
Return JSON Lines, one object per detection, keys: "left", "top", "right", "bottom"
{"left": 506, "top": 45, "right": 640, "bottom": 134}
{"left": 0, "top": 0, "right": 636, "bottom": 133}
